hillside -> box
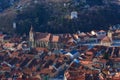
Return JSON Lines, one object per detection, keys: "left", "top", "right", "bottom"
{"left": 0, "top": 0, "right": 120, "bottom": 34}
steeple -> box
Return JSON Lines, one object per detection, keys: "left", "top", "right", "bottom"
{"left": 30, "top": 25, "right": 33, "bottom": 32}
{"left": 29, "top": 25, "right": 34, "bottom": 42}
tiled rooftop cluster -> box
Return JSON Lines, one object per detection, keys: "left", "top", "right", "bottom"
{"left": 28, "top": 28, "right": 120, "bottom": 48}
{"left": 0, "top": 39, "right": 120, "bottom": 80}
{"left": 0, "top": 29, "right": 120, "bottom": 79}
{"left": 65, "top": 45, "right": 120, "bottom": 80}
{"left": 0, "top": 41, "right": 73, "bottom": 80}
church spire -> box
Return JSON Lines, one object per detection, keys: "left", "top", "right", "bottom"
{"left": 29, "top": 25, "right": 34, "bottom": 42}
{"left": 30, "top": 25, "right": 33, "bottom": 32}
{"left": 29, "top": 25, "right": 34, "bottom": 47}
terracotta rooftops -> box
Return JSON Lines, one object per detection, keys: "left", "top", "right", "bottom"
{"left": 35, "top": 32, "right": 51, "bottom": 42}
{"left": 35, "top": 32, "right": 61, "bottom": 42}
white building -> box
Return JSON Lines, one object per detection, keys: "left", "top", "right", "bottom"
{"left": 71, "top": 11, "right": 78, "bottom": 19}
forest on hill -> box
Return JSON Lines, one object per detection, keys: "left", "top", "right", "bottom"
{"left": 0, "top": 0, "right": 120, "bottom": 34}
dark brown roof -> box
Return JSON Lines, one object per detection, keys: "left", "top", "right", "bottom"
{"left": 35, "top": 32, "right": 62, "bottom": 42}
{"left": 35, "top": 32, "right": 51, "bottom": 42}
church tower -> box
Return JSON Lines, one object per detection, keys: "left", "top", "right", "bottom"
{"left": 29, "top": 26, "right": 34, "bottom": 47}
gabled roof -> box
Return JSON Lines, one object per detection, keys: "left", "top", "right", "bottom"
{"left": 67, "top": 37, "right": 75, "bottom": 43}
{"left": 35, "top": 32, "right": 62, "bottom": 42}
{"left": 115, "top": 30, "right": 120, "bottom": 33}
{"left": 101, "top": 36, "right": 111, "bottom": 43}
{"left": 73, "top": 34, "right": 79, "bottom": 39}
{"left": 99, "top": 30, "right": 106, "bottom": 33}
{"left": 35, "top": 32, "right": 51, "bottom": 42}
{"left": 79, "top": 32, "right": 87, "bottom": 37}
